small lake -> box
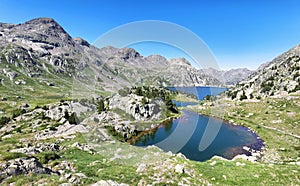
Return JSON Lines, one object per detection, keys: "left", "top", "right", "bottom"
{"left": 168, "top": 86, "right": 228, "bottom": 100}
{"left": 133, "top": 86, "right": 264, "bottom": 162}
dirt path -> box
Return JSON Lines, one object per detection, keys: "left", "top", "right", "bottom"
{"left": 258, "top": 124, "right": 300, "bottom": 139}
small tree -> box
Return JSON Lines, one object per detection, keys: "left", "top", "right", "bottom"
{"left": 68, "top": 112, "right": 79, "bottom": 125}
{"left": 11, "top": 109, "right": 26, "bottom": 118}
{"left": 250, "top": 93, "right": 254, "bottom": 99}
{"left": 141, "top": 97, "right": 148, "bottom": 105}
{"left": 118, "top": 87, "right": 130, "bottom": 97}
{"left": 204, "top": 95, "right": 216, "bottom": 101}
{"left": 240, "top": 91, "right": 247, "bottom": 101}
{"left": 97, "top": 99, "right": 105, "bottom": 113}
{"left": 135, "top": 86, "right": 143, "bottom": 96}
{"left": 0, "top": 116, "right": 10, "bottom": 127}
{"left": 64, "top": 110, "right": 70, "bottom": 119}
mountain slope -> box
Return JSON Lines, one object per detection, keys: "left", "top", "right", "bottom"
{"left": 0, "top": 17, "right": 221, "bottom": 102}
{"left": 201, "top": 68, "right": 254, "bottom": 85}
{"left": 226, "top": 45, "right": 300, "bottom": 100}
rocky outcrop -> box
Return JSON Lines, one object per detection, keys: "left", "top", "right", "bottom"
{"left": 0, "top": 157, "right": 53, "bottom": 180}
{"left": 10, "top": 143, "right": 60, "bottom": 155}
{"left": 109, "top": 94, "right": 163, "bottom": 121}
{"left": 35, "top": 122, "right": 88, "bottom": 140}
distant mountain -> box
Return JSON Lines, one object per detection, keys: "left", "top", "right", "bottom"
{"left": 0, "top": 18, "right": 222, "bottom": 99}
{"left": 226, "top": 45, "right": 300, "bottom": 100}
{"left": 200, "top": 68, "right": 254, "bottom": 85}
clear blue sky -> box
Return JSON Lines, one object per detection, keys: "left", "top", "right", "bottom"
{"left": 1, "top": 0, "right": 300, "bottom": 70}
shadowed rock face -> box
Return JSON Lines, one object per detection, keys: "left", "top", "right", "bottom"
{"left": 0, "top": 157, "right": 53, "bottom": 180}
{"left": 0, "top": 17, "right": 222, "bottom": 95}
{"left": 226, "top": 45, "right": 300, "bottom": 100}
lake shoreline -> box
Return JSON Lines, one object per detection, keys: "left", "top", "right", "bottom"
{"left": 131, "top": 105, "right": 265, "bottom": 162}
{"left": 184, "top": 108, "right": 266, "bottom": 162}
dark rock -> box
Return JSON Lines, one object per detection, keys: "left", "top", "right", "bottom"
{"left": 0, "top": 157, "right": 53, "bottom": 180}
{"left": 47, "top": 82, "right": 55, "bottom": 86}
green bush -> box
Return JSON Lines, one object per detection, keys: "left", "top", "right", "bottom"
{"left": 230, "top": 91, "right": 238, "bottom": 99}
{"left": 37, "top": 151, "right": 60, "bottom": 164}
{"left": 141, "top": 97, "right": 148, "bottom": 105}
{"left": 250, "top": 94, "right": 254, "bottom": 99}
{"left": 42, "top": 105, "right": 49, "bottom": 110}
{"left": 204, "top": 95, "right": 216, "bottom": 101}
{"left": 261, "top": 80, "right": 274, "bottom": 93}
{"left": 118, "top": 87, "right": 130, "bottom": 97}
{"left": 68, "top": 112, "right": 79, "bottom": 124}
{"left": 240, "top": 91, "right": 247, "bottom": 101}
{"left": 294, "top": 72, "right": 300, "bottom": 80}
{"left": 64, "top": 110, "right": 70, "bottom": 119}
{"left": 11, "top": 108, "right": 26, "bottom": 118}
{"left": 97, "top": 99, "right": 105, "bottom": 113}
{"left": 2, "top": 152, "right": 27, "bottom": 160}
{"left": 0, "top": 116, "right": 11, "bottom": 127}
{"left": 38, "top": 112, "right": 50, "bottom": 120}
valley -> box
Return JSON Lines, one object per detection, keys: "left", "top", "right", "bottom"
{"left": 0, "top": 18, "right": 299, "bottom": 185}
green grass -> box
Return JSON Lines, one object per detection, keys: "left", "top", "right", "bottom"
{"left": 173, "top": 93, "right": 200, "bottom": 103}
{"left": 2, "top": 152, "right": 27, "bottom": 161}
{"left": 1, "top": 69, "right": 299, "bottom": 185}
{"left": 192, "top": 158, "right": 300, "bottom": 186}
{"left": 60, "top": 147, "right": 142, "bottom": 184}
{"left": 5, "top": 174, "right": 61, "bottom": 186}
{"left": 190, "top": 97, "right": 300, "bottom": 163}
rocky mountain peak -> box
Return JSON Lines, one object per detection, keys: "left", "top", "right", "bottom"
{"left": 22, "top": 17, "right": 67, "bottom": 34}
{"left": 116, "top": 48, "right": 141, "bottom": 61}
{"left": 73, "top": 37, "right": 90, "bottom": 47}
{"left": 24, "top": 17, "right": 57, "bottom": 25}
{"left": 0, "top": 17, "right": 75, "bottom": 49}
{"left": 145, "top": 55, "right": 168, "bottom": 64}
{"left": 170, "top": 58, "right": 191, "bottom": 66}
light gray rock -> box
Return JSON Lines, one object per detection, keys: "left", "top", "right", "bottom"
{"left": 71, "top": 142, "right": 93, "bottom": 154}
{"left": 109, "top": 94, "right": 162, "bottom": 121}
{"left": 174, "top": 164, "right": 185, "bottom": 174}
{"left": 10, "top": 142, "right": 60, "bottom": 155}
{"left": 136, "top": 163, "right": 147, "bottom": 173}
{"left": 91, "top": 180, "right": 129, "bottom": 186}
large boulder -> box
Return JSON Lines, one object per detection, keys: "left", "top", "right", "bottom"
{"left": 0, "top": 157, "right": 53, "bottom": 180}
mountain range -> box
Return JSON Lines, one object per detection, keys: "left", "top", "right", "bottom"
{"left": 0, "top": 17, "right": 299, "bottom": 185}
{"left": 0, "top": 17, "right": 231, "bottom": 100}
{"left": 2, "top": 17, "right": 298, "bottom": 102}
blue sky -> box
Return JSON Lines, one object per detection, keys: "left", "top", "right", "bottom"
{"left": 1, "top": 0, "right": 300, "bottom": 70}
